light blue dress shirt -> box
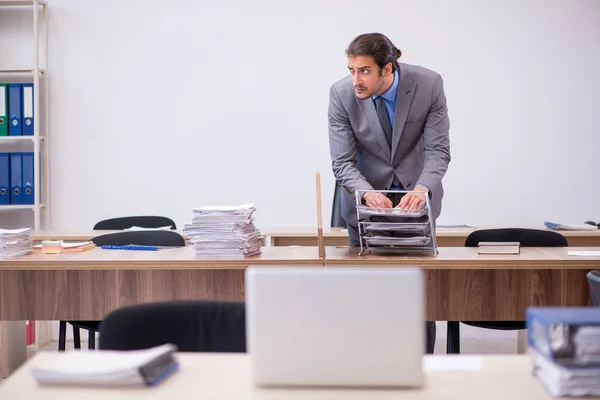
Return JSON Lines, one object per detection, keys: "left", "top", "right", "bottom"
{"left": 371, "top": 69, "right": 430, "bottom": 194}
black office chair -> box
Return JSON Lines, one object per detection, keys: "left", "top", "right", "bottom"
{"left": 587, "top": 270, "right": 600, "bottom": 307}
{"left": 58, "top": 226, "right": 184, "bottom": 352}
{"left": 93, "top": 216, "right": 176, "bottom": 230}
{"left": 99, "top": 300, "right": 246, "bottom": 352}
{"left": 91, "top": 230, "right": 185, "bottom": 247}
{"left": 446, "top": 228, "right": 568, "bottom": 354}
{"left": 331, "top": 181, "right": 347, "bottom": 228}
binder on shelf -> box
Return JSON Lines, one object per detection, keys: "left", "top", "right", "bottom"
{"left": 26, "top": 320, "right": 36, "bottom": 345}
{"left": 0, "top": 83, "right": 7, "bottom": 136}
{"left": 22, "top": 83, "right": 34, "bottom": 136}
{"left": 22, "top": 152, "right": 34, "bottom": 205}
{"left": 8, "top": 84, "right": 22, "bottom": 136}
{"left": 0, "top": 152, "right": 9, "bottom": 205}
{"left": 10, "top": 152, "right": 23, "bottom": 204}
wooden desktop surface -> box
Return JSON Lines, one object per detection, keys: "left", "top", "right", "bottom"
{"left": 1, "top": 246, "right": 597, "bottom": 321}
{"left": 0, "top": 353, "right": 589, "bottom": 399}
{"left": 324, "top": 246, "right": 597, "bottom": 321}
{"left": 265, "top": 226, "right": 600, "bottom": 247}
{"left": 1, "top": 245, "right": 321, "bottom": 270}
{"left": 324, "top": 246, "right": 600, "bottom": 269}
{"left": 0, "top": 246, "right": 322, "bottom": 321}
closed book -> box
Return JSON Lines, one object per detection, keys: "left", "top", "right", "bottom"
{"left": 477, "top": 241, "right": 520, "bottom": 254}
{"left": 31, "top": 343, "right": 179, "bottom": 387}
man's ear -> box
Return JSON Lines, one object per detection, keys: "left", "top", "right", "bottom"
{"left": 385, "top": 62, "right": 393, "bottom": 76}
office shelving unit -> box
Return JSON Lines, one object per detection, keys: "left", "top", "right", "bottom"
{"left": 355, "top": 189, "right": 438, "bottom": 256}
{"left": 0, "top": 0, "right": 49, "bottom": 229}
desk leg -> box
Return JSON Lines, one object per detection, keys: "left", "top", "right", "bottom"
{"left": 517, "top": 330, "right": 527, "bottom": 354}
{"left": 446, "top": 321, "right": 461, "bottom": 354}
{"left": 1, "top": 321, "right": 27, "bottom": 378}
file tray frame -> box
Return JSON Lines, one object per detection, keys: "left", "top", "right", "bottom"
{"left": 355, "top": 189, "right": 438, "bottom": 257}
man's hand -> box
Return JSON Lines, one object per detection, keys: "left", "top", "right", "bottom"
{"left": 362, "top": 191, "right": 393, "bottom": 209}
{"left": 397, "top": 185, "right": 429, "bottom": 210}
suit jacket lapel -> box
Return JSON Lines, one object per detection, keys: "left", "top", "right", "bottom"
{"left": 391, "top": 70, "right": 417, "bottom": 162}
{"left": 357, "top": 97, "right": 391, "bottom": 160}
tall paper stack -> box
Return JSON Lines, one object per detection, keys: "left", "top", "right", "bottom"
{"left": 0, "top": 227, "right": 33, "bottom": 258}
{"left": 527, "top": 307, "right": 600, "bottom": 397}
{"left": 183, "top": 204, "right": 261, "bottom": 259}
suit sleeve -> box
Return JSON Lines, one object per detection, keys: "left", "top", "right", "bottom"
{"left": 416, "top": 74, "right": 451, "bottom": 192}
{"left": 328, "top": 86, "right": 374, "bottom": 196}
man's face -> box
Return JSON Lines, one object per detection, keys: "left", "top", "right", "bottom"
{"left": 348, "top": 55, "right": 388, "bottom": 100}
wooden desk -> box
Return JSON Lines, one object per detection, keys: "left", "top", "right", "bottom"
{"left": 2, "top": 245, "right": 596, "bottom": 321}
{"left": 1, "top": 245, "right": 597, "bottom": 377}
{"left": 0, "top": 353, "right": 589, "bottom": 399}
{"left": 265, "top": 226, "right": 600, "bottom": 247}
{"left": 0, "top": 246, "right": 322, "bottom": 321}
{"left": 325, "top": 246, "right": 598, "bottom": 321}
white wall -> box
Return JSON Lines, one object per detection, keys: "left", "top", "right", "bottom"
{"left": 1, "top": 0, "right": 599, "bottom": 231}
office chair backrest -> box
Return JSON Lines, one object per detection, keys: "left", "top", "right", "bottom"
{"left": 465, "top": 228, "right": 568, "bottom": 247}
{"left": 93, "top": 216, "right": 176, "bottom": 230}
{"left": 92, "top": 230, "right": 185, "bottom": 247}
{"left": 98, "top": 301, "right": 246, "bottom": 352}
{"left": 587, "top": 270, "right": 600, "bottom": 306}
{"left": 331, "top": 181, "right": 347, "bottom": 228}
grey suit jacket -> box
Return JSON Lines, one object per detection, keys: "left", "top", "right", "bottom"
{"left": 328, "top": 62, "right": 451, "bottom": 228}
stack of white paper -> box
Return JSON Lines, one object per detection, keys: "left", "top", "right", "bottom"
{"left": 533, "top": 350, "right": 600, "bottom": 397}
{"left": 31, "top": 344, "right": 178, "bottom": 387}
{"left": 183, "top": 204, "right": 262, "bottom": 259}
{"left": 0, "top": 228, "right": 33, "bottom": 258}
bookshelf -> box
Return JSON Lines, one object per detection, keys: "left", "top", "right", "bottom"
{"left": 0, "top": 0, "right": 49, "bottom": 230}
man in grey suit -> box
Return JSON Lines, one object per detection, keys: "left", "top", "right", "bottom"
{"left": 328, "top": 33, "right": 451, "bottom": 354}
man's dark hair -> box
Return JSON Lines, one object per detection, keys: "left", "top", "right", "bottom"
{"left": 345, "top": 33, "right": 402, "bottom": 73}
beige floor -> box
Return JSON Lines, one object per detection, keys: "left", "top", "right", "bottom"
{"left": 24, "top": 323, "right": 519, "bottom": 355}
{"left": 26, "top": 335, "right": 518, "bottom": 355}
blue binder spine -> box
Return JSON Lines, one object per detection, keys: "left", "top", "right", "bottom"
{"left": 8, "top": 84, "right": 22, "bottom": 136}
{"left": 22, "top": 83, "right": 34, "bottom": 136}
{"left": 0, "top": 153, "right": 9, "bottom": 205}
{"left": 10, "top": 152, "right": 23, "bottom": 204}
{"left": 22, "top": 152, "right": 34, "bottom": 205}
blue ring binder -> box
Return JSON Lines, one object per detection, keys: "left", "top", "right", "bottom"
{"left": 101, "top": 245, "right": 158, "bottom": 251}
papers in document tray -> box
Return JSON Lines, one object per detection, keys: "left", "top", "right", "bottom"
{"left": 0, "top": 228, "right": 32, "bottom": 258}
{"left": 30, "top": 344, "right": 178, "bottom": 387}
{"left": 183, "top": 203, "right": 262, "bottom": 259}
{"left": 357, "top": 206, "right": 427, "bottom": 219}
{"left": 363, "top": 221, "right": 430, "bottom": 233}
{"left": 365, "top": 235, "right": 430, "bottom": 246}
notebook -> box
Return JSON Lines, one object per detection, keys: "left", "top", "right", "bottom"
{"left": 477, "top": 241, "right": 520, "bottom": 254}
{"left": 33, "top": 241, "right": 96, "bottom": 253}
{"left": 30, "top": 344, "right": 178, "bottom": 387}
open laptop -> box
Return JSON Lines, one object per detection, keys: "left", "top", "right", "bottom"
{"left": 245, "top": 266, "right": 425, "bottom": 388}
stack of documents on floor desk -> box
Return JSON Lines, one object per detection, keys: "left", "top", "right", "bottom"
{"left": 544, "top": 221, "right": 598, "bottom": 231}
{"left": 31, "top": 344, "right": 178, "bottom": 387}
{"left": 0, "top": 227, "right": 32, "bottom": 258}
{"left": 183, "top": 204, "right": 262, "bottom": 258}
{"left": 526, "top": 307, "right": 600, "bottom": 397}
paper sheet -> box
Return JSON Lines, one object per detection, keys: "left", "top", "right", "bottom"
{"left": 423, "top": 356, "right": 483, "bottom": 372}
{"left": 568, "top": 251, "right": 600, "bottom": 257}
